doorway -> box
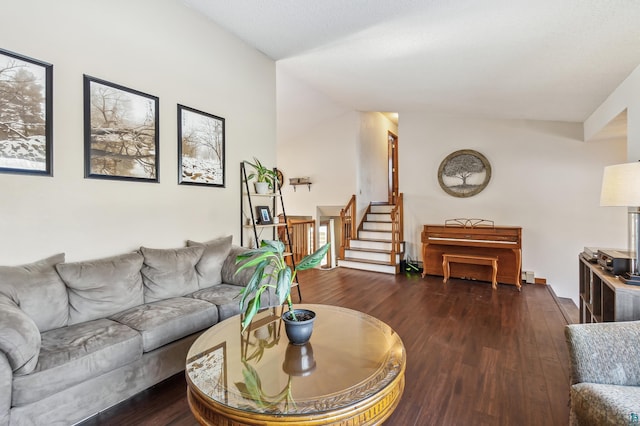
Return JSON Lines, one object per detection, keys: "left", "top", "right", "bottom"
{"left": 388, "top": 131, "right": 399, "bottom": 205}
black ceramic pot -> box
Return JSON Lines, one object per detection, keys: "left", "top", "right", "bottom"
{"left": 282, "top": 309, "right": 316, "bottom": 345}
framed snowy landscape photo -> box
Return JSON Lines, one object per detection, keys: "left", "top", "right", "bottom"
{"left": 84, "top": 75, "right": 159, "bottom": 182}
{"left": 178, "top": 104, "right": 225, "bottom": 187}
{"left": 0, "top": 49, "right": 53, "bottom": 176}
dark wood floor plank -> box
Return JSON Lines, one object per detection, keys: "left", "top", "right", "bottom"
{"left": 79, "top": 268, "right": 572, "bottom": 426}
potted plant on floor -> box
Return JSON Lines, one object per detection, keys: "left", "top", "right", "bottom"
{"left": 245, "top": 157, "right": 278, "bottom": 194}
{"left": 236, "top": 240, "right": 330, "bottom": 344}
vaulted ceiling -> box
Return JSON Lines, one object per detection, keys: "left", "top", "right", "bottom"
{"left": 184, "top": 0, "right": 640, "bottom": 122}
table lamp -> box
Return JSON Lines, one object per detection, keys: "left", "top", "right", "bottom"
{"left": 600, "top": 161, "right": 640, "bottom": 284}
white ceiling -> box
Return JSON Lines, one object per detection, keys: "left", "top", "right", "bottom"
{"left": 183, "top": 0, "right": 640, "bottom": 122}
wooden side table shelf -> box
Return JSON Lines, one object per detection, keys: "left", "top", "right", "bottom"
{"left": 579, "top": 255, "right": 640, "bottom": 323}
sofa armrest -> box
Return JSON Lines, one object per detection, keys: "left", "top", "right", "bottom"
{"left": 0, "top": 352, "right": 11, "bottom": 426}
{"left": 565, "top": 321, "right": 640, "bottom": 386}
{"left": 0, "top": 296, "right": 41, "bottom": 375}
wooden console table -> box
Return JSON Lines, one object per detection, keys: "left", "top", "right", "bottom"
{"left": 579, "top": 255, "right": 640, "bottom": 323}
{"left": 422, "top": 224, "right": 522, "bottom": 289}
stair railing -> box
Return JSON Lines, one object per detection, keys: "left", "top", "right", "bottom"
{"left": 339, "top": 195, "right": 356, "bottom": 259}
{"left": 288, "top": 219, "right": 315, "bottom": 264}
{"left": 390, "top": 193, "right": 404, "bottom": 264}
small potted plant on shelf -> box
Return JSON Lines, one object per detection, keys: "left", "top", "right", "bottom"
{"left": 245, "top": 157, "right": 278, "bottom": 194}
{"left": 236, "top": 240, "right": 330, "bottom": 345}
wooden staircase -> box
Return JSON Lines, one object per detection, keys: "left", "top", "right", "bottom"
{"left": 338, "top": 196, "right": 404, "bottom": 274}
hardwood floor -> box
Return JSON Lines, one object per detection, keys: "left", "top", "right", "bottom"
{"left": 79, "top": 268, "right": 573, "bottom": 426}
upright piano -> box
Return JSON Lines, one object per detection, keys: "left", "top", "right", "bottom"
{"left": 421, "top": 222, "right": 522, "bottom": 288}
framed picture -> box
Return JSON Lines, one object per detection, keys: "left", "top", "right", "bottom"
{"left": 256, "top": 206, "right": 272, "bottom": 225}
{"left": 0, "top": 48, "right": 53, "bottom": 176}
{"left": 83, "top": 75, "right": 159, "bottom": 182}
{"left": 437, "top": 149, "right": 491, "bottom": 198}
{"left": 177, "top": 104, "right": 225, "bottom": 187}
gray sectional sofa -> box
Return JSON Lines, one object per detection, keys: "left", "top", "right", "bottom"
{"left": 0, "top": 236, "right": 269, "bottom": 426}
{"left": 565, "top": 320, "right": 640, "bottom": 425}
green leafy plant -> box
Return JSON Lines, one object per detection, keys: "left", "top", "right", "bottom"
{"left": 245, "top": 157, "right": 278, "bottom": 189}
{"left": 236, "top": 240, "right": 330, "bottom": 331}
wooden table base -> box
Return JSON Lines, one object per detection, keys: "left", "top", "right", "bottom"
{"left": 188, "top": 370, "right": 405, "bottom": 425}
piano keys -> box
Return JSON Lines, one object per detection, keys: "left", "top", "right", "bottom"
{"left": 421, "top": 224, "right": 522, "bottom": 288}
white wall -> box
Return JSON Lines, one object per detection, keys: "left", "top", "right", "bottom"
{"left": 400, "top": 113, "right": 627, "bottom": 302}
{"left": 276, "top": 69, "right": 359, "bottom": 217}
{"left": 0, "top": 0, "right": 275, "bottom": 263}
{"left": 356, "top": 112, "right": 398, "bottom": 219}
{"left": 584, "top": 63, "right": 640, "bottom": 159}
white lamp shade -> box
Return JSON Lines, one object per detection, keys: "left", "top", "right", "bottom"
{"left": 600, "top": 162, "right": 640, "bottom": 206}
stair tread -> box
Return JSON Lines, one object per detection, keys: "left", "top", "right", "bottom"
{"left": 354, "top": 237, "right": 403, "bottom": 243}
{"left": 360, "top": 230, "right": 394, "bottom": 234}
{"left": 342, "top": 257, "right": 396, "bottom": 266}
{"left": 346, "top": 247, "right": 397, "bottom": 254}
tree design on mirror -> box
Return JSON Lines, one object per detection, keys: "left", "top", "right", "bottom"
{"left": 438, "top": 149, "right": 491, "bottom": 197}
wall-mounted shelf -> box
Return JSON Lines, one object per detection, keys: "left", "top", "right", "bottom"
{"left": 289, "top": 178, "right": 312, "bottom": 191}
{"left": 290, "top": 182, "right": 312, "bottom": 191}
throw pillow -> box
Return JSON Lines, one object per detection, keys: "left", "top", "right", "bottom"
{"left": 140, "top": 245, "right": 204, "bottom": 302}
{"left": 0, "top": 253, "right": 68, "bottom": 332}
{"left": 0, "top": 296, "right": 41, "bottom": 375}
{"left": 221, "top": 245, "right": 262, "bottom": 286}
{"left": 187, "top": 235, "right": 233, "bottom": 288}
{"left": 56, "top": 252, "right": 145, "bottom": 325}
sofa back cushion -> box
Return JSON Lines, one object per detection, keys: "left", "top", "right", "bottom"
{"left": 140, "top": 246, "right": 204, "bottom": 302}
{"left": 57, "top": 252, "right": 145, "bottom": 325}
{"left": 187, "top": 235, "right": 232, "bottom": 289}
{"left": 0, "top": 253, "right": 68, "bottom": 332}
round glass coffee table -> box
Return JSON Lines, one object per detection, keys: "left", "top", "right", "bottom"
{"left": 186, "top": 304, "right": 406, "bottom": 425}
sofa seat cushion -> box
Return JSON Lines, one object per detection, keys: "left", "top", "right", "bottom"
{"left": 56, "top": 252, "right": 145, "bottom": 325}
{"left": 571, "top": 382, "right": 640, "bottom": 425}
{"left": 12, "top": 318, "right": 142, "bottom": 406}
{"left": 190, "top": 284, "right": 245, "bottom": 321}
{"left": 109, "top": 297, "right": 218, "bottom": 352}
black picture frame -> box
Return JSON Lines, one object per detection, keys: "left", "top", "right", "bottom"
{"left": 177, "top": 104, "right": 225, "bottom": 187}
{"left": 0, "top": 48, "right": 53, "bottom": 176}
{"left": 83, "top": 75, "right": 159, "bottom": 182}
{"left": 256, "top": 206, "right": 273, "bottom": 225}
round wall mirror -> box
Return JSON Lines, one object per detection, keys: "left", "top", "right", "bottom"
{"left": 437, "top": 149, "right": 491, "bottom": 198}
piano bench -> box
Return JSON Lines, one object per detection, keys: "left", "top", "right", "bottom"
{"left": 442, "top": 254, "right": 499, "bottom": 290}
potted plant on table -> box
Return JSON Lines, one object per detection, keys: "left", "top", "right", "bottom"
{"left": 245, "top": 157, "right": 278, "bottom": 194}
{"left": 236, "top": 240, "right": 330, "bottom": 345}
